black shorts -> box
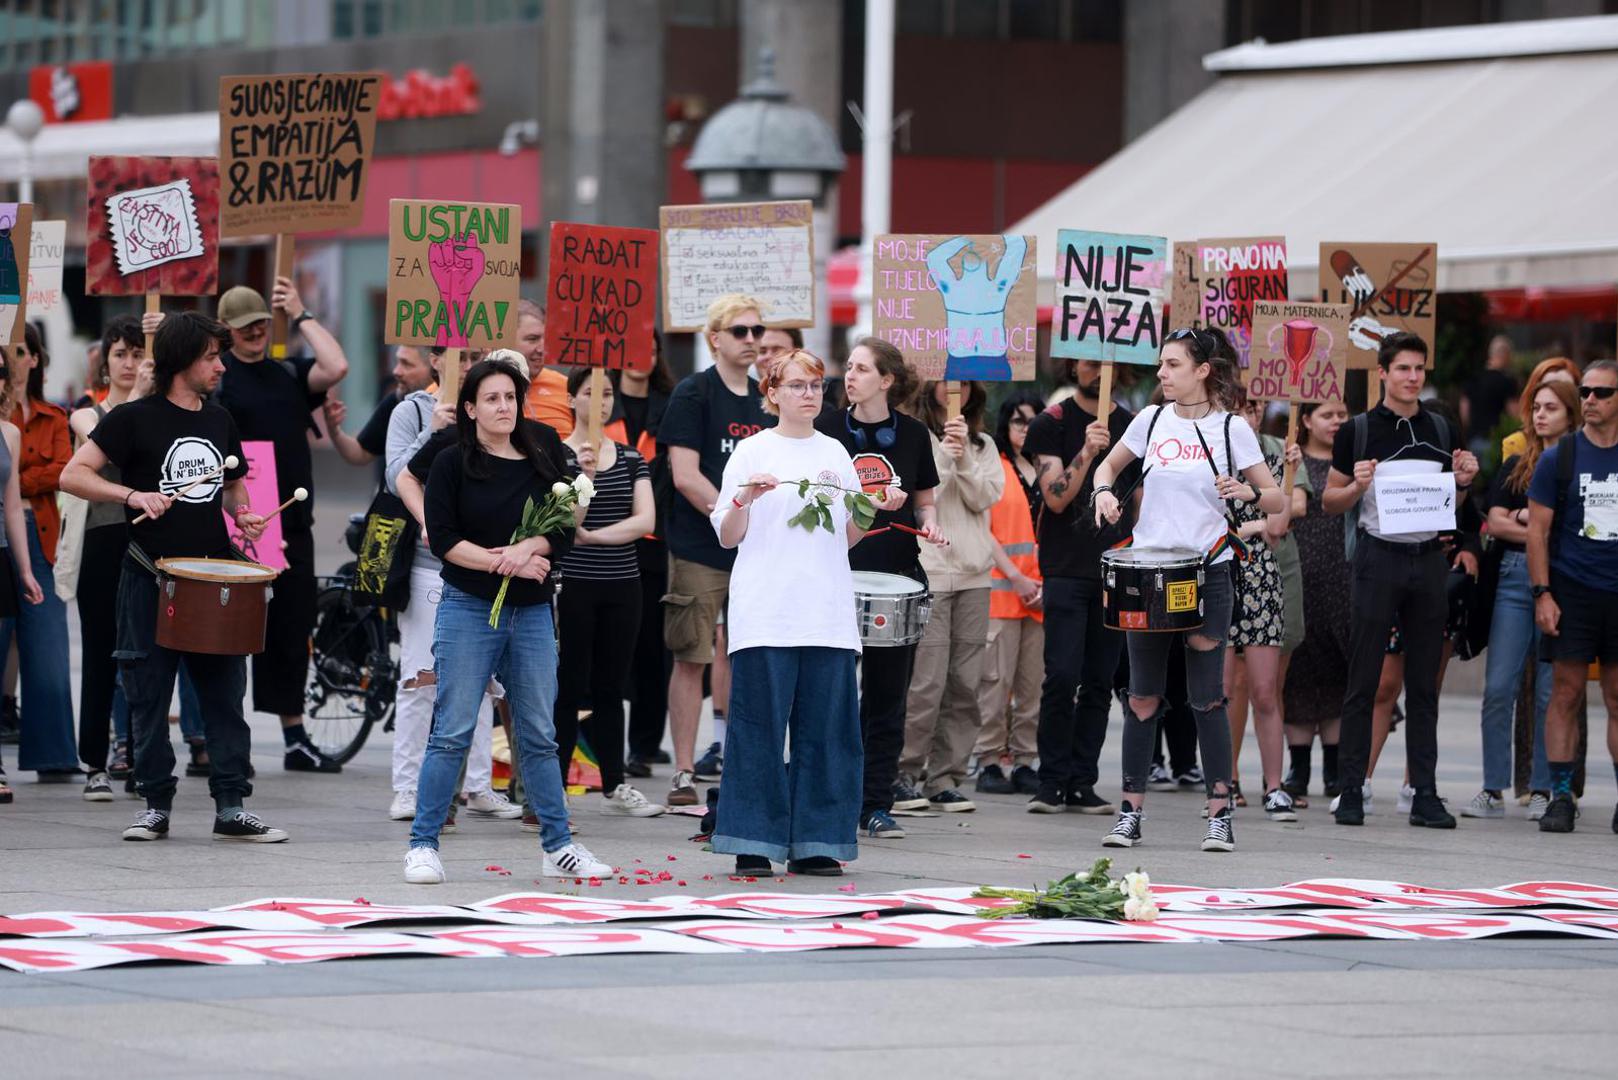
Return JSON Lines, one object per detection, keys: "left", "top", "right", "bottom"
{"left": 1544, "top": 574, "right": 1618, "bottom": 665}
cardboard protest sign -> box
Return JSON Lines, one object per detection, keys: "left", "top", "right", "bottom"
{"left": 871, "top": 234, "right": 1037, "bottom": 382}
{"left": 1196, "top": 236, "right": 1287, "bottom": 368}
{"left": 1317, "top": 242, "right": 1437, "bottom": 369}
{"left": 1051, "top": 229, "right": 1167, "bottom": 366}
{"left": 223, "top": 442, "right": 286, "bottom": 571}
{"left": 544, "top": 221, "right": 658, "bottom": 372}
{"left": 219, "top": 72, "right": 382, "bottom": 237}
{"left": 86, "top": 157, "right": 220, "bottom": 296}
{"left": 659, "top": 201, "right": 813, "bottom": 332}
{"left": 0, "top": 203, "right": 33, "bottom": 344}
{"left": 385, "top": 200, "right": 521, "bottom": 349}
{"left": 1169, "top": 240, "right": 1201, "bottom": 333}
{"left": 26, "top": 220, "right": 66, "bottom": 317}
{"left": 1246, "top": 301, "right": 1350, "bottom": 405}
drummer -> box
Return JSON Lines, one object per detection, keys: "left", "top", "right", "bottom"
{"left": 1090, "top": 327, "right": 1283, "bottom": 853}
{"left": 60, "top": 312, "right": 286, "bottom": 844}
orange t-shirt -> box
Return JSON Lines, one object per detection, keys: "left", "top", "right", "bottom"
{"left": 524, "top": 368, "right": 574, "bottom": 437}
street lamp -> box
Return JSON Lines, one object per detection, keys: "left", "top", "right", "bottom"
{"left": 6, "top": 99, "right": 46, "bottom": 204}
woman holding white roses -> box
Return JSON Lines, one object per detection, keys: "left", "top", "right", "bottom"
{"left": 710, "top": 350, "right": 873, "bottom": 877}
{"left": 403, "top": 360, "right": 613, "bottom": 885}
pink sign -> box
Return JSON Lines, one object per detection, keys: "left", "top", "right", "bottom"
{"left": 223, "top": 440, "right": 285, "bottom": 570}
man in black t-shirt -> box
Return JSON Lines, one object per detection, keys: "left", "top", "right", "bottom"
{"left": 325, "top": 344, "right": 437, "bottom": 468}
{"left": 62, "top": 312, "right": 287, "bottom": 843}
{"left": 214, "top": 279, "right": 350, "bottom": 774}
{"left": 1024, "top": 359, "right": 1137, "bottom": 815}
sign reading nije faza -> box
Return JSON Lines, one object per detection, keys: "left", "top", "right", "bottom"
{"left": 544, "top": 221, "right": 658, "bottom": 373}
{"left": 385, "top": 199, "right": 521, "bottom": 349}
{"left": 1051, "top": 229, "right": 1167, "bottom": 366}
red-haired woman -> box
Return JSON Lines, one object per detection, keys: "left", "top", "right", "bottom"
{"left": 710, "top": 350, "right": 872, "bottom": 877}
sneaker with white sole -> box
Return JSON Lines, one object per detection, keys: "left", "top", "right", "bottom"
{"left": 389, "top": 789, "right": 416, "bottom": 821}
{"left": 464, "top": 789, "right": 522, "bottom": 819}
{"left": 1102, "top": 801, "right": 1144, "bottom": 847}
{"left": 1526, "top": 792, "right": 1550, "bottom": 821}
{"left": 1460, "top": 790, "right": 1505, "bottom": 819}
{"left": 1330, "top": 782, "right": 1374, "bottom": 815}
{"left": 1146, "top": 763, "right": 1177, "bottom": 792}
{"left": 1396, "top": 783, "right": 1416, "bottom": 814}
{"left": 212, "top": 810, "right": 289, "bottom": 842}
{"left": 404, "top": 846, "right": 445, "bottom": 884}
{"left": 1263, "top": 788, "right": 1298, "bottom": 822}
{"left": 122, "top": 808, "right": 170, "bottom": 841}
{"left": 82, "top": 771, "right": 114, "bottom": 802}
{"left": 693, "top": 741, "right": 723, "bottom": 782}
{"left": 861, "top": 809, "right": 906, "bottom": 838}
{"left": 601, "top": 783, "right": 666, "bottom": 817}
{"left": 1202, "top": 807, "right": 1236, "bottom": 852}
{"left": 891, "top": 778, "right": 930, "bottom": 812}
{"left": 542, "top": 842, "right": 613, "bottom": 878}
{"left": 667, "top": 770, "right": 699, "bottom": 807}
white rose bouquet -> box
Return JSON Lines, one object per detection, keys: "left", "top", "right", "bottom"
{"left": 488, "top": 473, "right": 595, "bottom": 628}
{"left": 974, "top": 858, "right": 1159, "bottom": 922}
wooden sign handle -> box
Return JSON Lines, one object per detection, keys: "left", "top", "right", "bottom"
{"left": 144, "top": 292, "right": 160, "bottom": 358}
{"left": 1282, "top": 401, "right": 1301, "bottom": 496}
{"left": 945, "top": 381, "right": 962, "bottom": 422}
{"left": 270, "top": 235, "right": 296, "bottom": 360}
{"left": 1097, "top": 362, "right": 1114, "bottom": 425}
{"left": 438, "top": 348, "right": 461, "bottom": 405}
{"left": 586, "top": 367, "right": 606, "bottom": 454}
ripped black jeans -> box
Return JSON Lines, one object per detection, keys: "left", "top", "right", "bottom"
{"left": 1119, "top": 562, "right": 1235, "bottom": 798}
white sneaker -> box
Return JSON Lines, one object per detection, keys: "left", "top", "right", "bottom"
{"left": 404, "top": 846, "right": 445, "bottom": 884}
{"left": 389, "top": 789, "right": 416, "bottom": 821}
{"left": 542, "top": 841, "right": 613, "bottom": 878}
{"left": 1460, "top": 790, "right": 1505, "bottom": 818}
{"left": 1396, "top": 783, "right": 1416, "bottom": 814}
{"left": 464, "top": 789, "right": 522, "bottom": 819}
{"left": 601, "top": 783, "right": 666, "bottom": 817}
{"left": 1330, "top": 782, "right": 1374, "bottom": 815}
{"left": 1526, "top": 792, "right": 1550, "bottom": 820}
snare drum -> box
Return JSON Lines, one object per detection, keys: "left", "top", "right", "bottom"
{"left": 852, "top": 571, "right": 931, "bottom": 647}
{"left": 154, "top": 558, "right": 279, "bottom": 656}
{"left": 1101, "top": 548, "right": 1204, "bottom": 633}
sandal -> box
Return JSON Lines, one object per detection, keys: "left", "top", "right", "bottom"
{"left": 1231, "top": 781, "right": 1248, "bottom": 808}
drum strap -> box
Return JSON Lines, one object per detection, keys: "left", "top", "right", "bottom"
{"left": 126, "top": 541, "right": 159, "bottom": 578}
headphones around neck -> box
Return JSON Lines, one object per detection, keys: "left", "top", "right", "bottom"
{"left": 845, "top": 408, "right": 898, "bottom": 452}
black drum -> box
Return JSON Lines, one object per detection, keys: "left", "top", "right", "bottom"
{"left": 1101, "top": 547, "right": 1205, "bottom": 632}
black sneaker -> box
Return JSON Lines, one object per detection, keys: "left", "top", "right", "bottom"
{"left": 928, "top": 789, "right": 976, "bottom": 812}
{"left": 1175, "top": 766, "right": 1204, "bottom": 791}
{"left": 1334, "top": 784, "right": 1365, "bottom": 826}
{"left": 1281, "top": 763, "right": 1310, "bottom": 800}
{"left": 787, "top": 856, "right": 843, "bottom": 876}
{"left": 1408, "top": 790, "right": 1457, "bottom": 829}
{"left": 1263, "top": 788, "right": 1298, "bottom": 822}
{"left": 1202, "top": 807, "right": 1235, "bottom": 852}
{"left": 1010, "top": 765, "right": 1041, "bottom": 795}
{"left": 974, "top": 764, "right": 1014, "bottom": 794}
{"left": 1027, "top": 787, "right": 1066, "bottom": 814}
{"left": 891, "top": 778, "right": 929, "bottom": 812}
{"left": 1066, "top": 786, "right": 1116, "bottom": 815}
{"left": 647, "top": 749, "right": 672, "bottom": 765}
{"left": 82, "top": 771, "right": 114, "bottom": 802}
{"left": 213, "top": 810, "right": 289, "bottom": 842}
{"left": 735, "top": 854, "right": 772, "bottom": 875}
{"left": 123, "top": 808, "right": 170, "bottom": 841}
{"left": 1146, "top": 762, "right": 1177, "bottom": 792}
{"left": 693, "top": 741, "right": 723, "bottom": 782}
{"left": 623, "top": 754, "right": 653, "bottom": 779}
{"left": 861, "top": 809, "right": 906, "bottom": 838}
{"left": 1539, "top": 793, "right": 1577, "bottom": 834}
{"left": 284, "top": 740, "right": 343, "bottom": 774}
{"left": 1103, "top": 801, "right": 1144, "bottom": 847}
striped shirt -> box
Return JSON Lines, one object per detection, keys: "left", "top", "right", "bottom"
{"left": 558, "top": 442, "right": 647, "bottom": 581}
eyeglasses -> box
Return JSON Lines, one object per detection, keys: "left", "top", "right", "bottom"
{"left": 1008, "top": 415, "right": 1032, "bottom": 427}
{"left": 780, "top": 380, "right": 825, "bottom": 398}
{"left": 1578, "top": 385, "right": 1617, "bottom": 400}
{"left": 724, "top": 325, "right": 768, "bottom": 341}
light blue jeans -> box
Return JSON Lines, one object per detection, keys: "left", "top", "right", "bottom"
{"left": 410, "top": 584, "right": 570, "bottom": 852}
{"left": 1479, "top": 550, "right": 1552, "bottom": 793}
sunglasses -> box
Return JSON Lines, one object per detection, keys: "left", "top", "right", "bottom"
{"left": 1165, "top": 327, "right": 1216, "bottom": 355}
{"left": 1578, "top": 385, "right": 1616, "bottom": 400}
{"left": 724, "top": 325, "right": 768, "bottom": 341}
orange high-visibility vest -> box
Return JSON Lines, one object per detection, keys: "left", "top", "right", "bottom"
{"left": 602, "top": 418, "right": 657, "bottom": 463}
{"left": 988, "top": 455, "right": 1041, "bottom": 621}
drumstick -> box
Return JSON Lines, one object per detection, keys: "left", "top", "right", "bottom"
{"left": 888, "top": 521, "right": 950, "bottom": 546}
{"left": 257, "top": 487, "right": 309, "bottom": 525}
{"left": 132, "top": 455, "right": 240, "bottom": 523}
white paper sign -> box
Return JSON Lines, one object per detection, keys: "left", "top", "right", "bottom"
{"left": 1580, "top": 475, "right": 1618, "bottom": 540}
{"left": 27, "top": 220, "right": 66, "bottom": 315}
{"left": 1373, "top": 471, "right": 1456, "bottom": 534}
{"left": 107, "top": 179, "right": 203, "bottom": 275}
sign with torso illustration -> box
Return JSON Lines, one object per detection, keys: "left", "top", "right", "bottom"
{"left": 85, "top": 156, "right": 220, "bottom": 296}
{"left": 544, "top": 221, "right": 658, "bottom": 372}
{"left": 1245, "top": 301, "right": 1350, "bottom": 405}
{"left": 223, "top": 441, "right": 286, "bottom": 570}
{"left": 219, "top": 72, "right": 382, "bottom": 237}
{"left": 25, "top": 219, "right": 65, "bottom": 317}
{"left": 385, "top": 199, "right": 521, "bottom": 349}
{"left": 659, "top": 201, "right": 814, "bottom": 332}
{"left": 0, "top": 203, "right": 34, "bottom": 343}
{"left": 872, "top": 233, "right": 1037, "bottom": 382}
{"left": 1051, "top": 229, "right": 1166, "bottom": 367}
{"left": 1317, "top": 242, "right": 1437, "bottom": 369}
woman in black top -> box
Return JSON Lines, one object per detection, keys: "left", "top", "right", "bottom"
{"left": 404, "top": 361, "right": 612, "bottom": 886}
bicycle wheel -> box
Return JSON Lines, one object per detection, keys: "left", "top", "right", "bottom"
{"left": 304, "top": 584, "right": 392, "bottom": 764}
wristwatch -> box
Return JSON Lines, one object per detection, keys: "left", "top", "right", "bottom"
{"left": 292, "top": 311, "right": 316, "bottom": 328}
{"left": 1531, "top": 584, "right": 1553, "bottom": 599}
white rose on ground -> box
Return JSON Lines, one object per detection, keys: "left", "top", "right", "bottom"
{"left": 1123, "top": 897, "right": 1143, "bottom": 921}
{"left": 1125, "top": 871, "right": 1151, "bottom": 901}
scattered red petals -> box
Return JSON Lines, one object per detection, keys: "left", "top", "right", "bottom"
{"left": 618, "top": 876, "right": 630, "bottom": 884}
{"left": 676, "top": 880, "right": 687, "bottom": 887}
{"left": 837, "top": 883, "right": 857, "bottom": 894}
{"left": 484, "top": 864, "right": 512, "bottom": 875}
{"left": 588, "top": 878, "right": 603, "bottom": 886}
{"left": 861, "top": 911, "right": 880, "bottom": 921}
{"left": 666, "top": 854, "right": 678, "bottom": 861}
{"left": 1015, "top": 854, "right": 1032, "bottom": 859}
{"left": 352, "top": 898, "right": 372, "bottom": 906}
{"left": 702, "top": 874, "right": 714, "bottom": 881}
{"left": 744, "top": 876, "right": 758, "bottom": 883}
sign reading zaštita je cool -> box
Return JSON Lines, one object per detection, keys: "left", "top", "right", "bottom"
{"left": 219, "top": 72, "right": 381, "bottom": 237}
{"left": 385, "top": 199, "right": 521, "bottom": 349}
{"left": 85, "top": 156, "right": 220, "bottom": 297}
{"left": 545, "top": 221, "right": 658, "bottom": 372}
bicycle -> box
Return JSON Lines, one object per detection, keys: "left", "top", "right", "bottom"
{"left": 303, "top": 514, "right": 400, "bottom": 763}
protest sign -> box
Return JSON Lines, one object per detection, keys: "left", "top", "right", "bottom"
{"left": 1051, "top": 229, "right": 1167, "bottom": 367}
{"left": 219, "top": 72, "right": 382, "bottom": 237}
{"left": 1373, "top": 467, "right": 1456, "bottom": 535}
{"left": 1196, "top": 236, "right": 1287, "bottom": 368}
{"left": 1168, "top": 240, "right": 1201, "bottom": 333}
{"left": 871, "top": 233, "right": 1037, "bottom": 383}
{"left": 86, "top": 156, "right": 220, "bottom": 296}
{"left": 385, "top": 199, "right": 521, "bottom": 349}
{"left": 0, "top": 203, "right": 33, "bottom": 344}
{"left": 659, "top": 201, "right": 813, "bottom": 332}
{"left": 224, "top": 442, "right": 286, "bottom": 571}
{"left": 26, "top": 220, "right": 66, "bottom": 317}
{"left": 1246, "top": 301, "right": 1349, "bottom": 406}
{"left": 544, "top": 221, "right": 658, "bottom": 372}
{"left": 1317, "top": 242, "right": 1437, "bottom": 369}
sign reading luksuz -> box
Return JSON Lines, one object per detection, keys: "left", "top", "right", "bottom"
{"left": 659, "top": 201, "right": 814, "bottom": 332}
{"left": 219, "top": 72, "right": 382, "bottom": 237}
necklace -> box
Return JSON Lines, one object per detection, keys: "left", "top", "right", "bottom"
{"left": 1172, "top": 398, "right": 1212, "bottom": 420}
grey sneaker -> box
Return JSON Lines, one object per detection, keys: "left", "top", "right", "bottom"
{"left": 82, "top": 771, "right": 114, "bottom": 802}
{"left": 1526, "top": 792, "right": 1550, "bottom": 821}
{"left": 1460, "top": 790, "right": 1505, "bottom": 819}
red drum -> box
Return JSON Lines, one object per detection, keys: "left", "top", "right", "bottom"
{"left": 154, "top": 558, "right": 279, "bottom": 656}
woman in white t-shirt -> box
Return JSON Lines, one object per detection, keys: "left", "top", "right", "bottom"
{"left": 708, "top": 350, "right": 876, "bottom": 878}
{"left": 1090, "top": 328, "right": 1283, "bottom": 853}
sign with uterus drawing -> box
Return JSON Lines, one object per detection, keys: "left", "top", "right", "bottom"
{"left": 1245, "top": 301, "right": 1350, "bottom": 405}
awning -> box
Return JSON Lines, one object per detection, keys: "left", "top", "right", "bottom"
{"left": 1009, "top": 17, "right": 1618, "bottom": 295}
{"left": 0, "top": 112, "right": 219, "bottom": 183}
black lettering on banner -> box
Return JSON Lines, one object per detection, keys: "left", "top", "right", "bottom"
{"left": 223, "top": 73, "right": 377, "bottom": 214}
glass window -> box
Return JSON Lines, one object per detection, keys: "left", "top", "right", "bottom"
{"left": 1072, "top": 0, "right": 1120, "bottom": 42}
{"left": 950, "top": 0, "right": 1002, "bottom": 37}
{"left": 1008, "top": 0, "right": 1058, "bottom": 39}
{"left": 898, "top": 0, "right": 946, "bottom": 36}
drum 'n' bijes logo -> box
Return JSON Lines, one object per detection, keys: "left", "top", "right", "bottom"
{"left": 851, "top": 452, "right": 896, "bottom": 494}
{"left": 160, "top": 437, "right": 224, "bottom": 502}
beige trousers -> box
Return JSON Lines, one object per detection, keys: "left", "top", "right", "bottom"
{"left": 899, "top": 588, "right": 991, "bottom": 795}
{"left": 973, "top": 616, "right": 1044, "bottom": 766}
